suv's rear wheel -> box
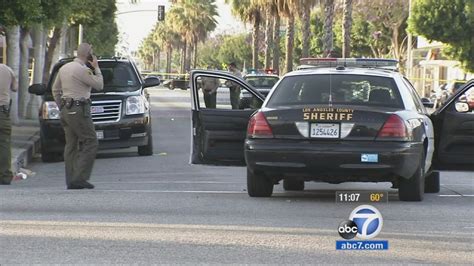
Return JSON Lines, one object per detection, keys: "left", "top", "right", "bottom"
{"left": 425, "top": 171, "right": 440, "bottom": 193}
{"left": 283, "top": 179, "right": 304, "bottom": 191}
{"left": 247, "top": 169, "right": 273, "bottom": 197}
{"left": 138, "top": 126, "right": 153, "bottom": 156}
{"left": 399, "top": 153, "right": 425, "bottom": 201}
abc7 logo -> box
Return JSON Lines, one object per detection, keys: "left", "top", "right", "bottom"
{"left": 338, "top": 205, "right": 383, "bottom": 240}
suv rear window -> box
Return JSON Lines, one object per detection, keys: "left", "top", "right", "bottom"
{"left": 266, "top": 74, "right": 403, "bottom": 108}
{"left": 98, "top": 62, "right": 140, "bottom": 91}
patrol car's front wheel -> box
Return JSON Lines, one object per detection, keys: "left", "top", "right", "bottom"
{"left": 247, "top": 169, "right": 273, "bottom": 197}
{"left": 398, "top": 155, "right": 425, "bottom": 201}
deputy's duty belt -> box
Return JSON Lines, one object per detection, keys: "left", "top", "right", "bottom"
{"left": 61, "top": 98, "right": 91, "bottom": 108}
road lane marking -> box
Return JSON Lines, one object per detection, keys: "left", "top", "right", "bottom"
{"left": 0, "top": 220, "right": 472, "bottom": 264}
{"left": 438, "top": 195, "right": 474, "bottom": 197}
{"left": 93, "top": 181, "right": 245, "bottom": 184}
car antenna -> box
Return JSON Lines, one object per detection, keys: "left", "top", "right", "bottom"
{"left": 329, "top": 74, "right": 333, "bottom": 107}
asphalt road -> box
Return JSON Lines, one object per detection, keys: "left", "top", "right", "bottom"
{"left": 1, "top": 88, "right": 473, "bottom": 264}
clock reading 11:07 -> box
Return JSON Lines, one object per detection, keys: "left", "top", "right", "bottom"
{"left": 336, "top": 191, "right": 388, "bottom": 203}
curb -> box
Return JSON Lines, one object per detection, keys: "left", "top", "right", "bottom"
{"left": 11, "top": 130, "right": 41, "bottom": 174}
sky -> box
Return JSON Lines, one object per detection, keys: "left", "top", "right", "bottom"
{"left": 115, "top": 0, "right": 246, "bottom": 53}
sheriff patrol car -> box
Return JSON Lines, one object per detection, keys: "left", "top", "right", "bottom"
{"left": 189, "top": 58, "right": 474, "bottom": 202}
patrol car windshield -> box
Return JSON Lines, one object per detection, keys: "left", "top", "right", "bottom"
{"left": 98, "top": 62, "right": 140, "bottom": 91}
{"left": 244, "top": 76, "right": 279, "bottom": 88}
{"left": 266, "top": 74, "right": 403, "bottom": 108}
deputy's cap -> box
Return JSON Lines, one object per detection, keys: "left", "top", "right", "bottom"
{"left": 77, "top": 43, "right": 92, "bottom": 57}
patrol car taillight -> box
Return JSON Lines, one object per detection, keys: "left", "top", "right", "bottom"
{"left": 247, "top": 112, "right": 273, "bottom": 138}
{"left": 377, "top": 114, "right": 408, "bottom": 140}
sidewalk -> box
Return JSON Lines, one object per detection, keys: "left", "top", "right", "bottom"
{"left": 11, "top": 119, "right": 41, "bottom": 174}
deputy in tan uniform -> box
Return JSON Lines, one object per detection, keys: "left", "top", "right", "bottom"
{"left": 201, "top": 76, "right": 220, "bottom": 108}
{"left": 52, "top": 43, "right": 104, "bottom": 189}
{"left": 227, "top": 62, "right": 242, "bottom": 109}
{"left": 0, "top": 64, "right": 18, "bottom": 185}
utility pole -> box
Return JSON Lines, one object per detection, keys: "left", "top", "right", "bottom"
{"left": 407, "top": 0, "right": 413, "bottom": 79}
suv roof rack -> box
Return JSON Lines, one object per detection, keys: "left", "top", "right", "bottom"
{"left": 298, "top": 58, "right": 398, "bottom": 71}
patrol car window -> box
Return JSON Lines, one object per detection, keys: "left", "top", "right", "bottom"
{"left": 266, "top": 74, "right": 403, "bottom": 108}
{"left": 196, "top": 75, "right": 262, "bottom": 110}
{"left": 97, "top": 62, "right": 140, "bottom": 92}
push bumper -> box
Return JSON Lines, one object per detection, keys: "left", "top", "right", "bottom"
{"left": 245, "top": 139, "right": 424, "bottom": 182}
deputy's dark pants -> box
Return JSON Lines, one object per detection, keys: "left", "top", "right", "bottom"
{"left": 60, "top": 104, "right": 98, "bottom": 186}
{"left": 203, "top": 90, "right": 216, "bottom": 108}
{"left": 0, "top": 111, "right": 13, "bottom": 184}
{"left": 229, "top": 86, "right": 241, "bottom": 109}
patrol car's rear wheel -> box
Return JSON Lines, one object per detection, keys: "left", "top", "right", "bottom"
{"left": 138, "top": 127, "right": 153, "bottom": 156}
{"left": 247, "top": 169, "right": 273, "bottom": 197}
{"left": 283, "top": 179, "right": 304, "bottom": 191}
{"left": 424, "top": 171, "right": 440, "bottom": 193}
{"left": 398, "top": 153, "right": 425, "bottom": 201}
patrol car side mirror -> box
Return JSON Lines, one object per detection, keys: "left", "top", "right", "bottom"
{"left": 455, "top": 102, "right": 470, "bottom": 113}
{"left": 144, "top": 77, "right": 160, "bottom": 88}
{"left": 421, "top": 97, "right": 434, "bottom": 108}
{"left": 28, "top": 84, "right": 47, "bottom": 95}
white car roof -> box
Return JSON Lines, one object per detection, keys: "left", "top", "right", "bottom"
{"left": 244, "top": 74, "right": 280, "bottom": 78}
{"left": 286, "top": 67, "right": 402, "bottom": 79}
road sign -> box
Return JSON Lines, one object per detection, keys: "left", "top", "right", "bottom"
{"left": 158, "top": 5, "right": 165, "bottom": 21}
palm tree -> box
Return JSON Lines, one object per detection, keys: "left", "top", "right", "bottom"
{"left": 322, "top": 0, "right": 335, "bottom": 57}
{"left": 154, "top": 22, "right": 180, "bottom": 76}
{"left": 274, "top": 0, "right": 298, "bottom": 73}
{"left": 342, "top": 0, "right": 353, "bottom": 58}
{"left": 168, "top": 0, "right": 217, "bottom": 73}
{"left": 227, "top": 0, "right": 263, "bottom": 69}
{"left": 255, "top": 0, "right": 279, "bottom": 69}
{"left": 297, "top": 0, "right": 318, "bottom": 58}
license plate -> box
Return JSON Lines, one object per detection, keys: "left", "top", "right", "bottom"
{"left": 91, "top": 106, "right": 104, "bottom": 114}
{"left": 96, "top": 130, "right": 104, "bottom": 140}
{"left": 310, "top": 123, "right": 340, "bottom": 138}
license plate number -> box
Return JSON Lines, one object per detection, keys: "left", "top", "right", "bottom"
{"left": 310, "top": 123, "right": 340, "bottom": 138}
{"left": 96, "top": 130, "right": 104, "bottom": 140}
{"left": 91, "top": 106, "right": 104, "bottom": 114}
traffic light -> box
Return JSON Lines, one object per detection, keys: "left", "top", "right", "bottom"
{"left": 158, "top": 5, "right": 165, "bottom": 21}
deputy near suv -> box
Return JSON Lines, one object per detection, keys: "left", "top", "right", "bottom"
{"left": 52, "top": 43, "right": 103, "bottom": 190}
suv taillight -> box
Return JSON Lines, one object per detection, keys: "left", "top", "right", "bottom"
{"left": 377, "top": 114, "right": 409, "bottom": 141}
{"left": 247, "top": 112, "right": 273, "bottom": 138}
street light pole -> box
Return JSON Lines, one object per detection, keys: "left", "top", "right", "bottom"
{"left": 407, "top": 0, "right": 413, "bottom": 79}
{"left": 78, "top": 24, "right": 83, "bottom": 45}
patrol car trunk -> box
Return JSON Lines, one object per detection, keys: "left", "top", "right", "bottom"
{"left": 261, "top": 105, "right": 401, "bottom": 141}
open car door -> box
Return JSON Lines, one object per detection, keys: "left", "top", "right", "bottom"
{"left": 431, "top": 80, "right": 474, "bottom": 171}
{"left": 190, "top": 70, "right": 265, "bottom": 165}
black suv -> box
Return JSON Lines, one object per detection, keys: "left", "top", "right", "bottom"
{"left": 29, "top": 57, "right": 160, "bottom": 162}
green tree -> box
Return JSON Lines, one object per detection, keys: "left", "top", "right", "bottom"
{"left": 82, "top": 0, "right": 118, "bottom": 56}
{"left": 409, "top": 0, "right": 474, "bottom": 72}
{"left": 227, "top": 0, "right": 263, "bottom": 69}
{"left": 0, "top": 0, "right": 43, "bottom": 124}
{"left": 216, "top": 34, "right": 253, "bottom": 69}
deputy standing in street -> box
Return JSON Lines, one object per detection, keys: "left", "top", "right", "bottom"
{"left": 227, "top": 62, "right": 242, "bottom": 109}
{"left": 52, "top": 43, "right": 104, "bottom": 189}
{"left": 0, "top": 64, "right": 18, "bottom": 185}
{"left": 201, "top": 76, "right": 220, "bottom": 108}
